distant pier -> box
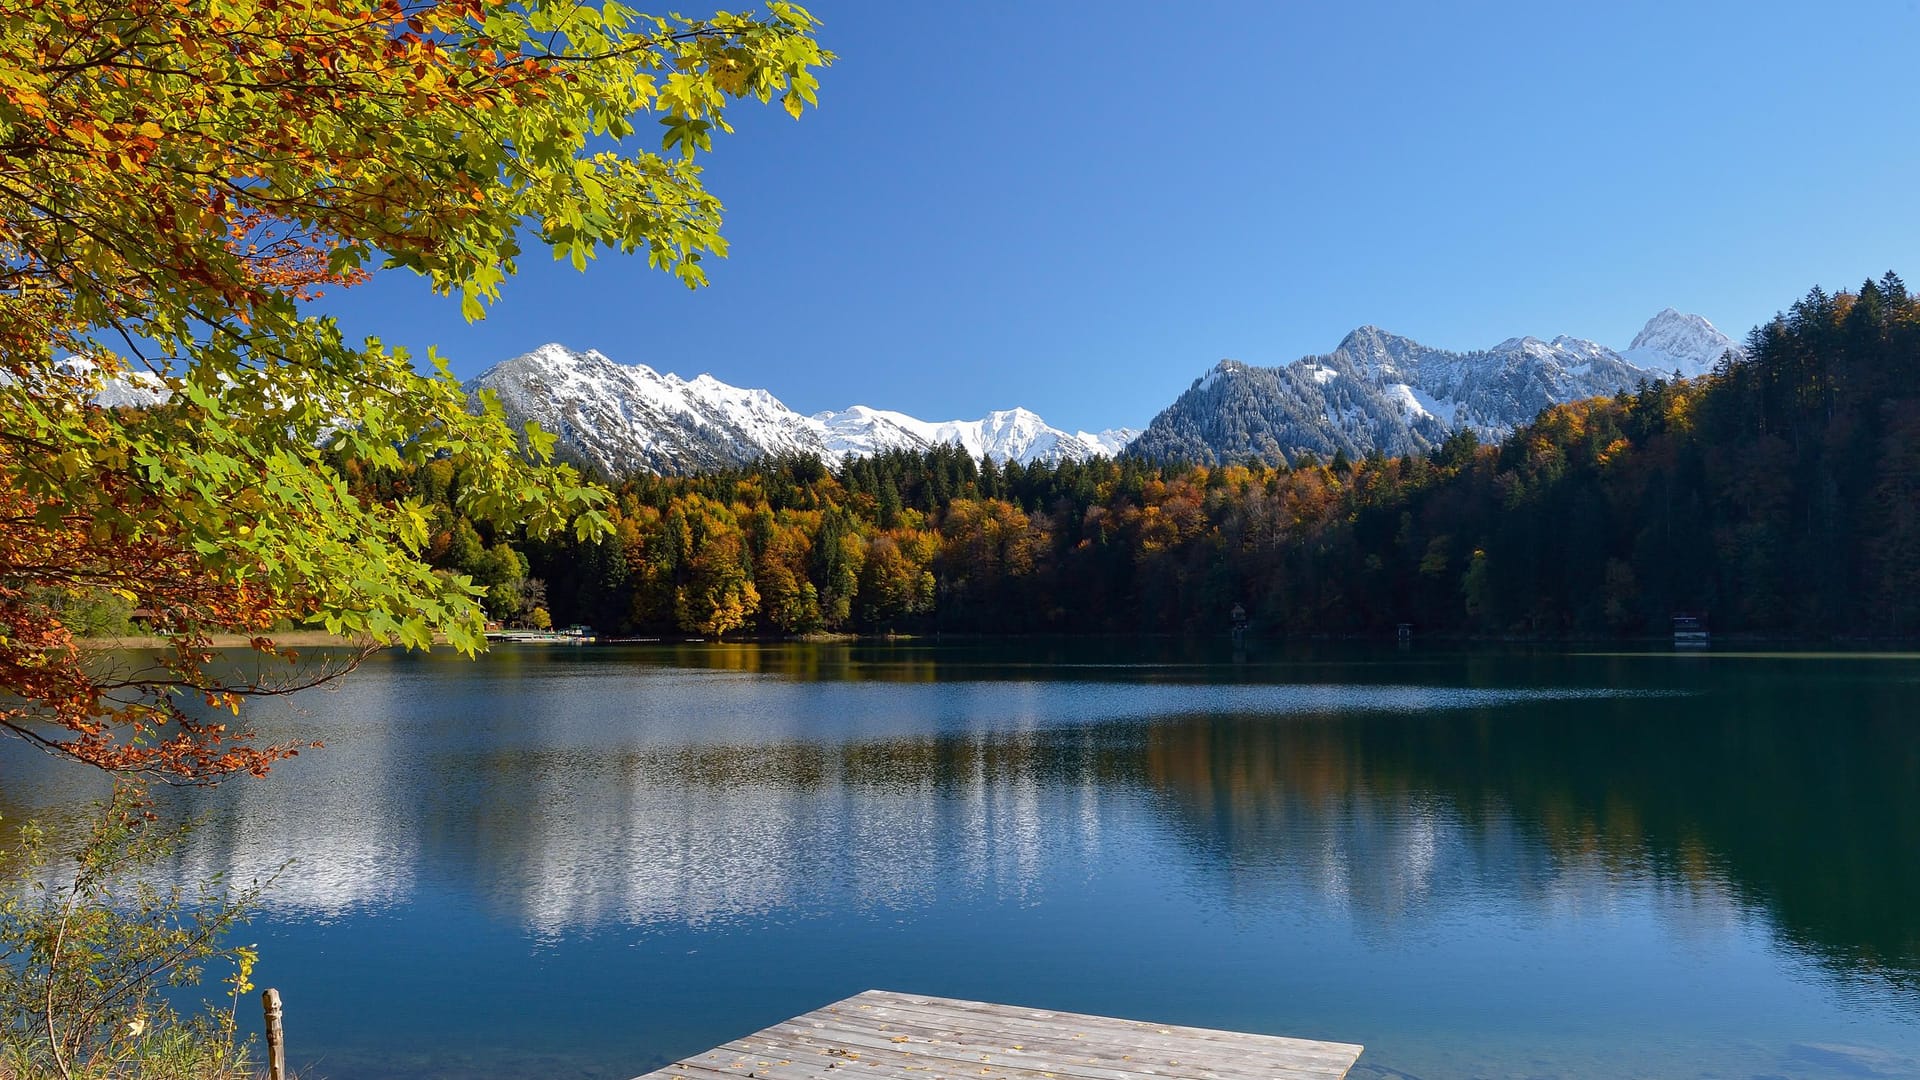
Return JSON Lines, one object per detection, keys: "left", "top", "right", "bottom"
{"left": 1672, "top": 613, "right": 1711, "bottom": 649}
{"left": 485, "top": 624, "right": 596, "bottom": 645}
{"left": 633, "top": 990, "right": 1364, "bottom": 1080}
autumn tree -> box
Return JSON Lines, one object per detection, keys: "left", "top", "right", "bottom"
{"left": 753, "top": 512, "right": 823, "bottom": 633}
{"left": 669, "top": 496, "right": 759, "bottom": 637}
{"left": 857, "top": 528, "right": 936, "bottom": 628}
{"left": 675, "top": 529, "right": 760, "bottom": 638}
{"left": 936, "top": 498, "right": 1042, "bottom": 628}
{"left": 0, "top": 0, "right": 831, "bottom": 779}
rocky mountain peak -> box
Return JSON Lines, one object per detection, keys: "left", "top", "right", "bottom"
{"left": 1623, "top": 308, "right": 1741, "bottom": 378}
{"left": 1129, "top": 312, "right": 1718, "bottom": 468}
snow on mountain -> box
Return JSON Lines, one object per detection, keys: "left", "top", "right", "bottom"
{"left": 27, "top": 355, "right": 175, "bottom": 408}
{"left": 467, "top": 308, "right": 1730, "bottom": 480}
{"left": 470, "top": 344, "right": 1134, "bottom": 478}
{"left": 815, "top": 405, "right": 1136, "bottom": 464}
{"left": 1129, "top": 312, "right": 1726, "bottom": 467}
{"left": 812, "top": 405, "right": 931, "bottom": 457}
{"left": 469, "top": 343, "right": 828, "bottom": 477}
{"left": 1621, "top": 308, "right": 1744, "bottom": 378}
{"left": 1081, "top": 427, "right": 1141, "bottom": 457}
{"left": 93, "top": 371, "right": 170, "bottom": 409}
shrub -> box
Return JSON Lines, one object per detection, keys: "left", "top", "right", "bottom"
{"left": 0, "top": 787, "right": 263, "bottom": 1080}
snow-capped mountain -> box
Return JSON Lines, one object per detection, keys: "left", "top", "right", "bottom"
{"left": 468, "top": 344, "right": 1136, "bottom": 477}
{"left": 1128, "top": 311, "right": 1731, "bottom": 467}
{"left": 470, "top": 343, "right": 826, "bottom": 477}
{"left": 1620, "top": 308, "right": 1744, "bottom": 378}
{"left": 814, "top": 405, "right": 1135, "bottom": 464}
{"left": 811, "top": 405, "right": 929, "bottom": 458}
{"left": 30, "top": 355, "right": 174, "bottom": 408}
{"left": 471, "top": 307, "right": 1733, "bottom": 477}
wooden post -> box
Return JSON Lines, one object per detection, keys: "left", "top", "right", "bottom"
{"left": 263, "top": 988, "right": 285, "bottom": 1080}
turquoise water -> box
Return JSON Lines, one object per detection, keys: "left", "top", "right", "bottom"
{"left": 3, "top": 642, "right": 1918, "bottom": 1079}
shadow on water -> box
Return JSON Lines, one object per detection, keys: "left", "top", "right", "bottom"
{"left": 1135, "top": 679, "right": 1920, "bottom": 999}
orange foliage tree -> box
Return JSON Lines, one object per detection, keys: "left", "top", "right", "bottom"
{"left": 0, "top": 0, "right": 831, "bottom": 780}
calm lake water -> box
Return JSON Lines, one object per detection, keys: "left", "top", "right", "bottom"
{"left": 3, "top": 642, "right": 1919, "bottom": 1080}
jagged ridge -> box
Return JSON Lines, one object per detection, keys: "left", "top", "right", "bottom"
{"left": 1128, "top": 310, "right": 1737, "bottom": 467}
{"left": 465, "top": 307, "right": 1736, "bottom": 477}
{"left": 467, "top": 344, "right": 1138, "bottom": 478}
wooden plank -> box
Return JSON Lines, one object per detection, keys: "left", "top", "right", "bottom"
{"left": 684, "top": 1035, "right": 1259, "bottom": 1080}
{"left": 746, "top": 1020, "right": 1345, "bottom": 1080}
{"left": 838, "top": 992, "right": 1362, "bottom": 1068}
{"left": 735, "top": 999, "right": 1361, "bottom": 1080}
{"left": 632, "top": 992, "right": 1364, "bottom": 1080}
{"left": 811, "top": 993, "right": 1360, "bottom": 1077}
{"left": 851, "top": 992, "right": 1361, "bottom": 1057}
{"left": 764, "top": 1005, "right": 1357, "bottom": 1078}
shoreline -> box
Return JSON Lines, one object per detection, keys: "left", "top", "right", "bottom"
{"left": 75, "top": 629, "right": 1920, "bottom": 651}
{"left": 77, "top": 630, "right": 373, "bottom": 650}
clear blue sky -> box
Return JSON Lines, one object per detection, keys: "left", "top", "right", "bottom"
{"left": 313, "top": 0, "right": 1920, "bottom": 432}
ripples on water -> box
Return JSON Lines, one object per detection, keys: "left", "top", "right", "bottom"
{"left": 1, "top": 643, "right": 1916, "bottom": 1080}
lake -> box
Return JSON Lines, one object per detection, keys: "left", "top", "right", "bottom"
{"left": 3, "top": 642, "right": 1918, "bottom": 1080}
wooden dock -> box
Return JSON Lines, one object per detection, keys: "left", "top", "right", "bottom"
{"left": 633, "top": 990, "right": 1364, "bottom": 1080}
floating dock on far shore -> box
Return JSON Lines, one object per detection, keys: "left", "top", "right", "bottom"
{"left": 484, "top": 624, "right": 596, "bottom": 645}
{"left": 632, "top": 990, "right": 1364, "bottom": 1080}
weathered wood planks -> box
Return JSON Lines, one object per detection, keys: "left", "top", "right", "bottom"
{"left": 632, "top": 990, "right": 1364, "bottom": 1080}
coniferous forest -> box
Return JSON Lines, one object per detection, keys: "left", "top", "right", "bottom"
{"left": 356, "top": 274, "right": 1920, "bottom": 640}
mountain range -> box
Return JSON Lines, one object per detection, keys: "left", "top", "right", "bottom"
{"left": 469, "top": 343, "right": 1137, "bottom": 477}
{"left": 468, "top": 309, "right": 1742, "bottom": 477}
{"left": 1127, "top": 309, "right": 1742, "bottom": 465}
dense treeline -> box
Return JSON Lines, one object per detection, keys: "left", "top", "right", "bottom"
{"left": 359, "top": 273, "right": 1920, "bottom": 639}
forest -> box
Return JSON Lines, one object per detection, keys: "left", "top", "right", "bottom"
{"left": 356, "top": 273, "right": 1920, "bottom": 641}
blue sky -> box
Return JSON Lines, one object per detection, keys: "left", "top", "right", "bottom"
{"left": 314, "top": 0, "right": 1920, "bottom": 432}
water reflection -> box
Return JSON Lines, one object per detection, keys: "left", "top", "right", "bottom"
{"left": 3, "top": 645, "right": 1918, "bottom": 1078}
{"left": 1137, "top": 686, "right": 1920, "bottom": 997}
